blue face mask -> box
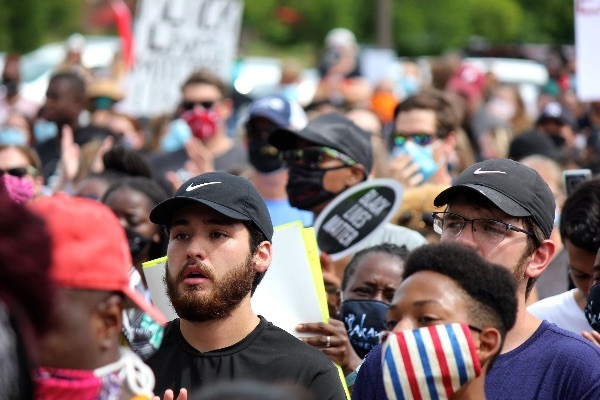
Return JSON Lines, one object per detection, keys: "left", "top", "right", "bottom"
{"left": 33, "top": 120, "right": 58, "bottom": 144}
{"left": 341, "top": 299, "right": 389, "bottom": 358}
{"left": 160, "top": 118, "right": 191, "bottom": 153}
{"left": 0, "top": 126, "right": 27, "bottom": 146}
{"left": 391, "top": 140, "right": 438, "bottom": 182}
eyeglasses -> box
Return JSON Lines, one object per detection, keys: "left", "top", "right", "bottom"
{"left": 280, "top": 146, "right": 357, "bottom": 169}
{"left": 392, "top": 132, "right": 437, "bottom": 147}
{"left": 432, "top": 211, "right": 534, "bottom": 244}
{"left": 181, "top": 100, "right": 218, "bottom": 111}
{"left": 0, "top": 166, "right": 37, "bottom": 178}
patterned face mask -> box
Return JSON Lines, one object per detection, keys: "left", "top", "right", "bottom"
{"left": 382, "top": 323, "right": 482, "bottom": 400}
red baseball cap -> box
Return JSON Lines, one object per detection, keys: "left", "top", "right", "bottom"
{"left": 30, "top": 193, "right": 166, "bottom": 326}
{"left": 445, "top": 65, "right": 486, "bottom": 103}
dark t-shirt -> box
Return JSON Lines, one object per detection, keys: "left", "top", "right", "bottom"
{"left": 147, "top": 317, "right": 346, "bottom": 399}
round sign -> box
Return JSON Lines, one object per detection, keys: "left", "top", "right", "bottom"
{"left": 313, "top": 178, "right": 403, "bottom": 261}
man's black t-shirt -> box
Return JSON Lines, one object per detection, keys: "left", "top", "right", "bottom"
{"left": 147, "top": 317, "right": 346, "bottom": 399}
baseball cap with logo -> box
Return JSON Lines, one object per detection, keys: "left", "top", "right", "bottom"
{"left": 536, "top": 101, "right": 569, "bottom": 126}
{"left": 434, "top": 158, "right": 555, "bottom": 239}
{"left": 247, "top": 95, "right": 307, "bottom": 130}
{"left": 30, "top": 194, "right": 167, "bottom": 326}
{"left": 150, "top": 171, "right": 274, "bottom": 242}
{"left": 268, "top": 112, "right": 373, "bottom": 176}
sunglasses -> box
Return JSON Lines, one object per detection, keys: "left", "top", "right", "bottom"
{"left": 392, "top": 132, "right": 437, "bottom": 147}
{"left": 0, "top": 166, "right": 37, "bottom": 178}
{"left": 281, "top": 146, "right": 356, "bottom": 169}
{"left": 181, "top": 100, "right": 217, "bottom": 111}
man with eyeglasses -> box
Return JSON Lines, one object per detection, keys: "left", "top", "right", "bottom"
{"left": 431, "top": 158, "right": 600, "bottom": 399}
{"left": 150, "top": 69, "right": 248, "bottom": 193}
{"left": 389, "top": 88, "right": 460, "bottom": 188}
{"left": 268, "top": 112, "right": 425, "bottom": 254}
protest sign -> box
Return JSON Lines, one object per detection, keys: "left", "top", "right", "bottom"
{"left": 313, "top": 179, "right": 403, "bottom": 261}
{"left": 123, "top": 0, "right": 243, "bottom": 116}
{"left": 575, "top": 0, "right": 600, "bottom": 101}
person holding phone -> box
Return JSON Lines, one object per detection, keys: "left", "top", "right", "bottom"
{"left": 388, "top": 88, "right": 461, "bottom": 188}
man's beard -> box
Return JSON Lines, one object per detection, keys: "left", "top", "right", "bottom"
{"left": 512, "top": 251, "right": 531, "bottom": 289}
{"left": 165, "top": 254, "right": 255, "bottom": 323}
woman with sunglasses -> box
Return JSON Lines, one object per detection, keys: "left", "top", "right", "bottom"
{"left": 0, "top": 145, "right": 46, "bottom": 203}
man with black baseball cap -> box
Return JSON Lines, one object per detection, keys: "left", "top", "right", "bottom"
{"left": 147, "top": 171, "right": 346, "bottom": 400}
{"left": 431, "top": 158, "right": 600, "bottom": 399}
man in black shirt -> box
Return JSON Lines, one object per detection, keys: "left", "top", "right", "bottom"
{"left": 148, "top": 171, "right": 346, "bottom": 400}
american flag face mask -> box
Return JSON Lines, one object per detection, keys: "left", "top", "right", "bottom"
{"left": 382, "top": 323, "right": 482, "bottom": 400}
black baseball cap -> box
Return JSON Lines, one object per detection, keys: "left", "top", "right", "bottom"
{"left": 434, "top": 158, "right": 555, "bottom": 239}
{"left": 268, "top": 112, "right": 373, "bottom": 175}
{"left": 150, "top": 171, "right": 273, "bottom": 242}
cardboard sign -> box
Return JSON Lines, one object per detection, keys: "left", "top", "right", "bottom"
{"left": 576, "top": 0, "right": 600, "bottom": 101}
{"left": 123, "top": 0, "right": 243, "bottom": 116}
{"left": 313, "top": 179, "right": 403, "bottom": 261}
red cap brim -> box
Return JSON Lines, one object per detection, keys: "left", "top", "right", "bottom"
{"left": 122, "top": 285, "right": 168, "bottom": 327}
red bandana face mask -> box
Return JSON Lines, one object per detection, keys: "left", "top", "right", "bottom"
{"left": 181, "top": 108, "right": 220, "bottom": 140}
{"left": 382, "top": 323, "right": 482, "bottom": 400}
{"left": 33, "top": 368, "right": 103, "bottom": 400}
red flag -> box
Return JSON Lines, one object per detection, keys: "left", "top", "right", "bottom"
{"left": 110, "top": 0, "right": 135, "bottom": 69}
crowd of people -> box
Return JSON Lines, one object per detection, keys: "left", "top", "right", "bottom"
{"left": 3, "top": 27, "right": 600, "bottom": 400}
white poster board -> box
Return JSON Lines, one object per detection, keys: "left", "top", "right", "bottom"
{"left": 123, "top": 0, "right": 243, "bottom": 116}
{"left": 575, "top": 0, "right": 600, "bottom": 101}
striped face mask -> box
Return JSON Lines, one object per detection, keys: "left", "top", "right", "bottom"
{"left": 382, "top": 323, "right": 482, "bottom": 400}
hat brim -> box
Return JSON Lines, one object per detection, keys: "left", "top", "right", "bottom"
{"left": 434, "top": 184, "right": 530, "bottom": 217}
{"left": 122, "top": 284, "right": 167, "bottom": 326}
{"left": 249, "top": 110, "right": 288, "bottom": 127}
{"left": 268, "top": 126, "right": 303, "bottom": 150}
{"left": 150, "top": 197, "right": 251, "bottom": 227}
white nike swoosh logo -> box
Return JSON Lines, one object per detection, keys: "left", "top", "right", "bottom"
{"left": 186, "top": 181, "right": 221, "bottom": 191}
{"left": 473, "top": 168, "right": 506, "bottom": 175}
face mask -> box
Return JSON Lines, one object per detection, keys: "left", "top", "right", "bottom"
{"left": 585, "top": 283, "right": 600, "bottom": 333}
{"left": 248, "top": 138, "right": 283, "bottom": 173}
{"left": 549, "top": 133, "right": 566, "bottom": 148}
{"left": 391, "top": 140, "right": 438, "bottom": 182}
{"left": 0, "top": 126, "right": 27, "bottom": 145}
{"left": 33, "top": 347, "right": 154, "bottom": 400}
{"left": 33, "top": 368, "right": 104, "bottom": 400}
{"left": 181, "top": 108, "right": 220, "bottom": 140}
{"left": 1, "top": 174, "right": 34, "bottom": 204}
{"left": 341, "top": 299, "right": 389, "bottom": 358}
{"left": 33, "top": 120, "right": 58, "bottom": 144}
{"left": 286, "top": 165, "right": 346, "bottom": 210}
{"left": 160, "top": 118, "right": 191, "bottom": 153}
{"left": 125, "top": 227, "right": 151, "bottom": 259}
{"left": 487, "top": 97, "right": 516, "bottom": 121}
{"left": 382, "top": 323, "right": 482, "bottom": 400}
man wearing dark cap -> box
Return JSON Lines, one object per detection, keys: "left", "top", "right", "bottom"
{"left": 147, "top": 171, "right": 346, "bottom": 400}
{"left": 431, "top": 158, "right": 600, "bottom": 399}
{"left": 269, "top": 112, "right": 425, "bottom": 251}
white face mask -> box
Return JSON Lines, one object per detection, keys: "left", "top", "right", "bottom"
{"left": 93, "top": 347, "right": 156, "bottom": 398}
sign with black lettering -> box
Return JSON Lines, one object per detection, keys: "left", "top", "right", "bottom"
{"left": 313, "top": 179, "right": 403, "bottom": 260}
{"left": 123, "top": 0, "right": 243, "bottom": 116}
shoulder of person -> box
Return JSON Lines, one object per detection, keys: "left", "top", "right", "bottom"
{"left": 541, "top": 321, "right": 600, "bottom": 359}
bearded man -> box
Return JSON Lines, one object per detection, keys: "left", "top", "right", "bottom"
{"left": 147, "top": 171, "right": 345, "bottom": 400}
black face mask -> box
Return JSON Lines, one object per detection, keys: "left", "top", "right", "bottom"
{"left": 248, "top": 138, "right": 283, "bottom": 173}
{"left": 341, "top": 299, "right": 389, "bottom": 358}
{"left": 286, "top": 165, "right": 348, "bottom": 211}
{"left": 125, "top": 227, "right": 151, "bottom": 260}
{"left": 585, "top": 283, "right": 600, "bottom": 332}
{"left": 548, "top": 133, "right": 566, "bottom": 147}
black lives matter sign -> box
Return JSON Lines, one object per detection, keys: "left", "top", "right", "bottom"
{"left": 314, "top": 179, "right": 403, "bottom": 260}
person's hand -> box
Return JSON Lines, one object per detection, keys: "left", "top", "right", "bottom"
{"left": 296, "top": 318, "right": 362, "bottom": 375}
{"left": 185, "top": 137, "right": 215, "bottom": 174}
{"left": 582, "top": 331, "right": 600, "bottom": 347}
{"left": 59, "top": 125, "right": 80, "bottom": 185}
{"left": 152, "top": 388, "right": 188, "bottom": 400}
{"left": 388, "top": 153, "right": 423, "bottom": 188}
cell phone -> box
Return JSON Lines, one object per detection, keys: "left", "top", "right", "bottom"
{"left": 563, "top": 169, "right": 592, "bottom": 197}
